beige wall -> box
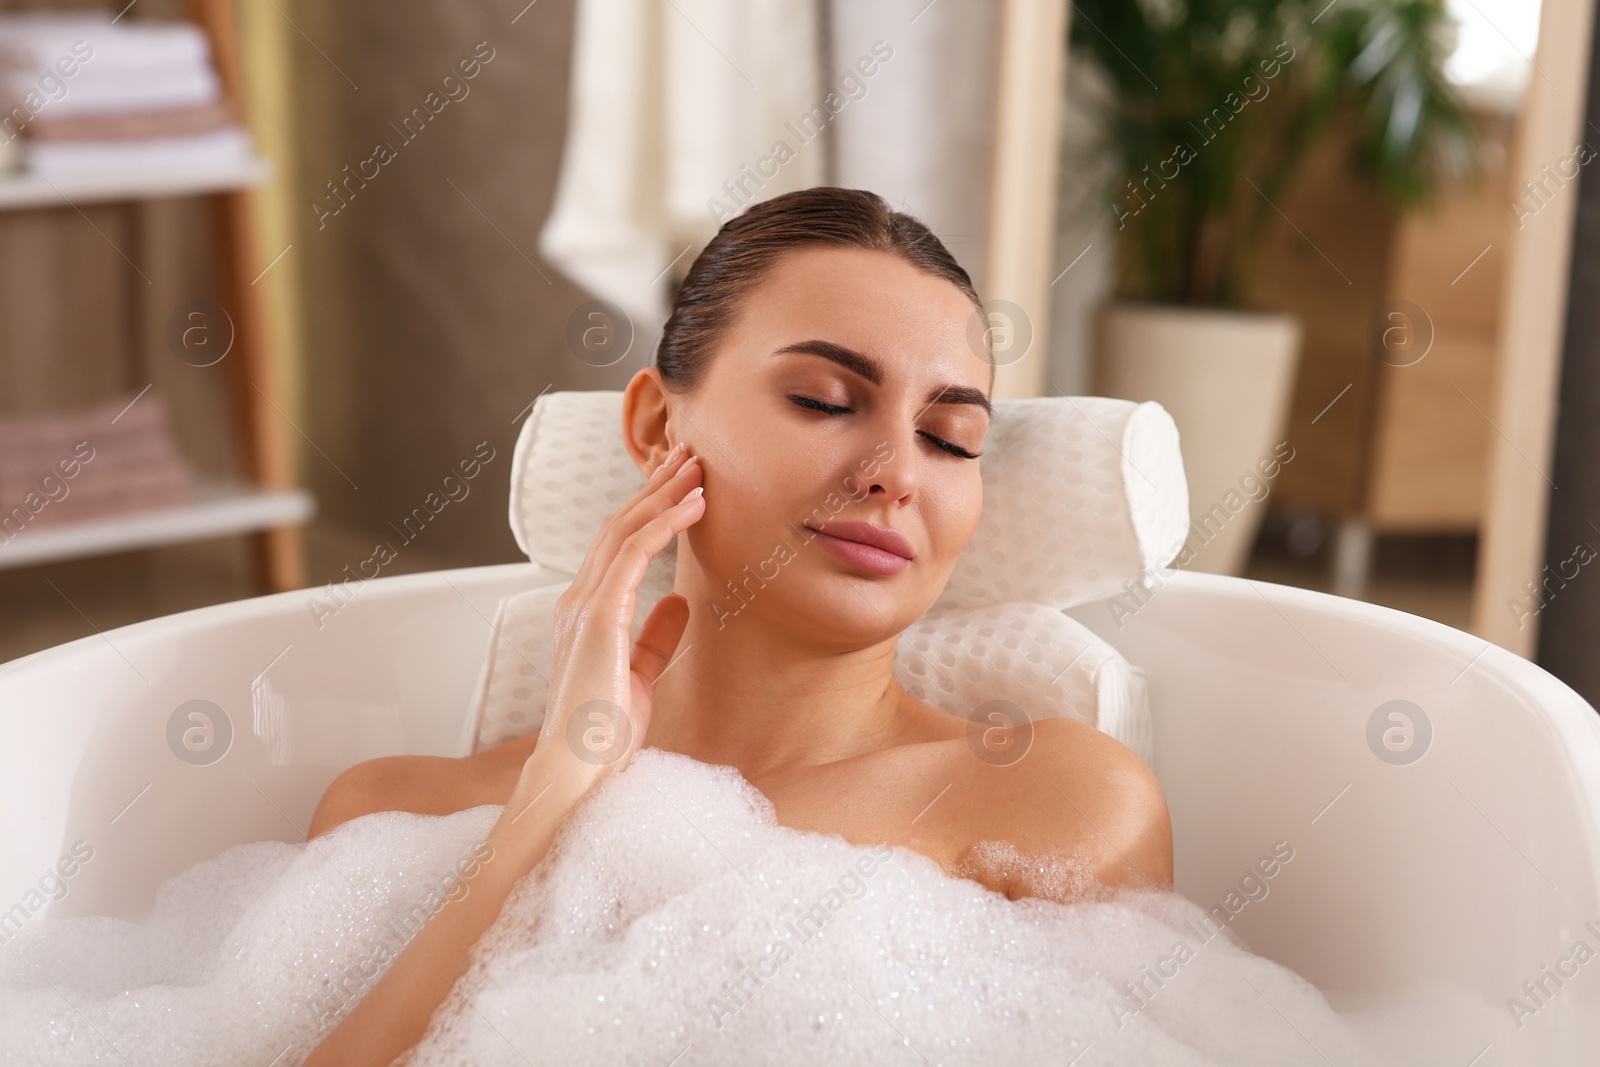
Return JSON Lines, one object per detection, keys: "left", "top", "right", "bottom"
{"left": 287, "top": 0, "right": 616, "bottom": 567}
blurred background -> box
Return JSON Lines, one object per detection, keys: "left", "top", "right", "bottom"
{"left": 4, "top": 0, "right": 1600, "bottom": 704}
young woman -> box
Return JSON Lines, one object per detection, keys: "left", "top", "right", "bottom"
{"left": 302, "top": 186, "right": 1173, "bottom": 1065}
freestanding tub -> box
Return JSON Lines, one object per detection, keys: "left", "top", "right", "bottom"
{"left": 2, "top": 561, "right": 1598, "bottom": 1064}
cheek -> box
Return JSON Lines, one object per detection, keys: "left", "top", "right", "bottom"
{"left": 920, "top": 469, "right": 984, "bottom": 567}
{"left": 686, "top": 432, "right": 804, "bottom": 569}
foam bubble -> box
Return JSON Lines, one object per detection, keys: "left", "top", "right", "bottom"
{"left": 0, "top": 749, "right": 1503, "bottom": 1065}
{"left": 949, "top": 837, "right": 1109, "bottom": 904}
{"left": 0, "top": 801, "right": 501, "bottom": 1065}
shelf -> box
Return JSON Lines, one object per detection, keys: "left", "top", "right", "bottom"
{"left": 0, "top": 477, "right": 315, "bottom": 570}
{"left": 0, "top": 153, "right": 272, "bottom": 211}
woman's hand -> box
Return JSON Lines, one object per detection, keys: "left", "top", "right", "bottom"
{"left": 302, "top": 443, "right": 702, "bottom": 1067}
{"left": 517, "top": 441, "right": 704, "bottom": 798}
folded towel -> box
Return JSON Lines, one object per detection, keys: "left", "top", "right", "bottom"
{"left": 24, "top": 100, "right": 234, "bottom": 142}
{"left": 22, "top": 125, "right": 251, "bottom": 177}
{"left": 5, "top": 464, "right": 192, "bottom": 528}
{"left": 0, "top": 13, "right": 221, "bottom": 124}
{"left": 0, "top": 391, "right": 194, "bottom": 530}
{"left": 0, "top": 12, "right": 210, "bottom": 76}
{"left": 17, "top": 64, "right": 220, "bottom": 117}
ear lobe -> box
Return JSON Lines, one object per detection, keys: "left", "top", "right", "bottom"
{"left": 621, "top": 368, "right": 672, "bottom": 474}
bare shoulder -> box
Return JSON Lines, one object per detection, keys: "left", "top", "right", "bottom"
{"left": 964, "top": 715, "right": 1173, "bottom": 896}
{"left": 306, "top": 754, "right": 460, "bottom": 840}
{"left": 306, "top": 732, "right": 537, "bottom": 840}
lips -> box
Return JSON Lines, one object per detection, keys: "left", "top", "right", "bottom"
{"left": 802, "top": 520, "right": 915, "bottom": 577}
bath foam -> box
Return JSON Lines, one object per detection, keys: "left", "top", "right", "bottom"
{"left": 0, "top": 749, "right": 1484, "bottom": 1066}
{"left": 948, "top": 836, "right": 1110, "bottom": 905}
{"left": 0, "top": 804, "right": 502, "bottom": 1066}
{"left": 399, "top": 750, "right": 1394, "bottom": 1066}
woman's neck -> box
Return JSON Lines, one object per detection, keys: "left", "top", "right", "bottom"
{"left": 643, "top": 601, "right": 911, "bottom": 783}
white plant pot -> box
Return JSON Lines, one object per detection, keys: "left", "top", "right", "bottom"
{"left": 1093, "top": 303, "right": 1302, "bottom": 576}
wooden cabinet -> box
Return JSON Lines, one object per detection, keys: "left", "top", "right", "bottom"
{"left": 1247, "top": 112, "right": 1517, "bottom": 593}
{"left": 0, "top": 0, "right": 309, "bottom": 591}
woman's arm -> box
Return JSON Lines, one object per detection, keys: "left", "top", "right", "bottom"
{"left": 302, "top": 747, "right": 604, "bottom": 1065}
{"left": 303, "top": 442, "right": 705, "bottom": 1066}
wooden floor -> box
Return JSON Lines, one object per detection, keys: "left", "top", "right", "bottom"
{"left": 0, "top": 514, "right": 1481, "bottom": 668}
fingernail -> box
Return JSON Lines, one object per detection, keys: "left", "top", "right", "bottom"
{"left": 654, "top": 443, "right": 682, "bottom": 474}
{"left": 686, "top": 485, "right": 703, "bottom": 500}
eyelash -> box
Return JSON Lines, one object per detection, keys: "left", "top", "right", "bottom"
{"left": 786, "top": 395, "right": 981, "bottom": 460}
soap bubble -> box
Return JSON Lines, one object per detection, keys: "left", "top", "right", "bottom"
{"left": 1, "top": 750, "right": 1501, "bottom": 1065}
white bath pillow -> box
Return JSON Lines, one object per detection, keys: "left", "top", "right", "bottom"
{"left": 507, "top": 391, "right": 1189, "bottom": 610}
{"left": 508, "top": 390, "right": 680, "bottom": 578}
{"left": 477, "top": 388, "right": 1180, "bottom": 767}
{"left": 929, "top": 395, "right": 1189, "bottom": 612}
{"left": 457, "top": 582, "right": 555, "bottom": 757}
{"left": 462, "top": 582, "right": 1152, "bottom": 766}
{"left": 459, "top": 560, "right": 675, "bottom": 756}
{"left": 895, "top": 603, "right": 1152, "bottom": 763}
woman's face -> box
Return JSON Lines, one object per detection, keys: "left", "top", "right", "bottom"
{"left": 656, "top": 244, "right": 993, "bottom": 648}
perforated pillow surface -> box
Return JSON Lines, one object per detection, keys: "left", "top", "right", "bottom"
{"left": 929, "top": 394, "right": 1189, "bottom": 612}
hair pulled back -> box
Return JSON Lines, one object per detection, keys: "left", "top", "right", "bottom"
{"left": 655, "top": 187, "right": 982, "bottom": 392}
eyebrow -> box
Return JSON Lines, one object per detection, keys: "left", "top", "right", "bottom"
{"left": 771, "top": 339, "right": 993, "bottom": 417}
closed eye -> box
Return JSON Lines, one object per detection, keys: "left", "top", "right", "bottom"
{"left": 920, "top": 432, "right": 981, "bottom": 460}
{"left": 788, "top": 395, "right": 981, "bottom": 460}
{"left": 787, "top": 394, "right": 850, "bottom": 416}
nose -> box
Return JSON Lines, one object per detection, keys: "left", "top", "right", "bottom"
{"left": 865, "top": 427, "right": 918, "bottom": 505}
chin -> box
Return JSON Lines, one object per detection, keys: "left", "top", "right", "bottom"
{"left": 701, "top": 548, "right": 922, "bottom": 639}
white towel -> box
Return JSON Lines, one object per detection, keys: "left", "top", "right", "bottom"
{"left": 21, "top": 125, "right": 251, "bottom": 177}
{"left": 0, "top": 13, "right": 220, "bottom": 119}
{"left": 0, "top": 12, "right": 211, "bottom": 75}
{"left": 538, "top": 0, "right": 824, "bottom": 330}
{"left": 13, "top": 66, "right": 220, "bottom": 117}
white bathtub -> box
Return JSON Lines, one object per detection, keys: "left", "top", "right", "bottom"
{"left": 3, "top": 562, "right": 1598, "bottom": 1063}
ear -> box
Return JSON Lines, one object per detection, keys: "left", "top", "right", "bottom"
{"left": 621, "top": 367, "right": 674, "bottom": 475}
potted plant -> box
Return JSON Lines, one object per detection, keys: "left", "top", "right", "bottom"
{"left": 1070, "top": 0, "right": 1478, "bottom": 574}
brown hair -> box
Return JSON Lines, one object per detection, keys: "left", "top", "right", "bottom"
{"left": 655, "top": 186, "right": 983, "bottom": 392}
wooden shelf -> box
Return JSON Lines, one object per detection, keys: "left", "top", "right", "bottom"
{"left": 0, "top": 477, "right": 314, "bottom": 570}
{"left": 0, "top": 0, "right": 310, "bottom": 592}
{"left": 0, "top": 154, "right": 271, "bottom": 211}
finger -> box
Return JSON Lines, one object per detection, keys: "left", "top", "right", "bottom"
{"left": 565, "top": 444, "right": 689, "bottom": 594}
{"left": 569, "top": 453, "right": 702, "bottom": 607}
{"left": 549, "top": 490, "right": 704, "bottom": 724}
{"left": 552, "top": 482, "right": 704, "bottom": 695}
{"left": 570, "top": 453, "right": 700, "bottom": 610}
{"left": 631, "top": 593, "right": 690, "bottom": 687}
{"left": 591, "top": 483, "right": 705, "bottom": 628}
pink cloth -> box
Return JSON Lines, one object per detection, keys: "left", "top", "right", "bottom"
{"left": 0, "top": 392, "right": 193, "bottom": 530}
